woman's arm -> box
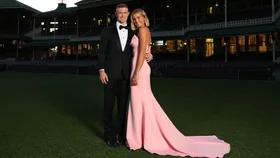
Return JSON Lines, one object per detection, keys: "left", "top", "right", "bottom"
{"left": 133, "top": 27, "right": 148, "bottom": 76}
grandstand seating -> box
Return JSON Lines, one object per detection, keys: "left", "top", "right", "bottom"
{"left": 153, "top": 17, "right": 192, "bottom": 31}
{"left": 152, "top": 7, "right": 272, "bottom": 32}
{"left": 202, "top": 7, "right": 272, "bottom": 24}
{"left": 80, "top": 28, "right": 103, "bottom": 36}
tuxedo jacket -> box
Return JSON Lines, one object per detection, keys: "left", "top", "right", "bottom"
{"left": 97, "top": 24, "right": 135, "bottom": 80}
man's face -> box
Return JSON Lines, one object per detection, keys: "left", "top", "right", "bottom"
{"left": 115, "top": 7, "right": 129, "bottom": 24}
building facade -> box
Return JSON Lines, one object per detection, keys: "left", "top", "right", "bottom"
{"left": 2, "top": 0, "right": 280, "bottom": 62}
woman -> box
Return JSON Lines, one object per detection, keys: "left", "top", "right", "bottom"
{"left": 126, "top": 8, "right": 230, "bottom": 158}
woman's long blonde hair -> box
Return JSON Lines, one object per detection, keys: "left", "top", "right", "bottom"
{"left": 130, "top": 8, "right": 150, "bottom": 30}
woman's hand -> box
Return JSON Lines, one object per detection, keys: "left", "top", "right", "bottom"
{"left": 131, "top": 74, "right": 138, "bottom": 86}
{"left": 145, "top": 53, "right": 153, "bottom": 62}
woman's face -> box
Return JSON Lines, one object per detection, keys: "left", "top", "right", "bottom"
{"left": 132, "top": 12, "right": 145, "bottom": 28}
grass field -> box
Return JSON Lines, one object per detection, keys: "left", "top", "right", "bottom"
{"left": 0, "top": 72, "right": 279, "bottom": 158}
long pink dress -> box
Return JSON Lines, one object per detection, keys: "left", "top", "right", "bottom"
{"left": 126, "top": 35, "right": 230, "bottom": 158}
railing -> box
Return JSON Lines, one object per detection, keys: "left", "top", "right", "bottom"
{"left": 25, "top": 26, "right": 42, "bottom": 38}
{"left": 30, "top": 14, "right": 278, "bottom": 39}
{"left": 151, "top": 29, "right": 185, "bottom": 37}
{"left": 70, "top": 36, "right": 100, "bottom": 42}
{"left": 275, "top": 9, "right": 280, "bottom": 20}
{"left": 33, "top": 35, "right": 75, "bottom": 40}
{"left": 151, "top": 16, "right": 273, "bottom": 37}
{"left": 275, "top": 56, "right": 280, "bottom": 64}
{"left": 188, "top": 17, "right": 272, "bottom": 31}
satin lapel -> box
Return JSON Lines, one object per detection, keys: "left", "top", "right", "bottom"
{"left": 113, "top": 25, "right": 122, "bottom": 52}
{"left": 124, "top": 29, "right": 132, "bottom": 52}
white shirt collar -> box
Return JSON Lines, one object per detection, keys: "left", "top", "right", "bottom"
{"left": 116, "top": 21, "right": 127, "bottom": 29}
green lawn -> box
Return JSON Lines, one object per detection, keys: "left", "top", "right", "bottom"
{"left": 0, "top": 72, "right": 279, "bottom": 158}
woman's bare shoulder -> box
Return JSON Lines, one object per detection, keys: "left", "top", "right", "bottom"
{"left": 138, "top": 27, "right": 149, "bottom": 36}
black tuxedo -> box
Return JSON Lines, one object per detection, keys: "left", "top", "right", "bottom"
{"left": 97, "top": 24, "right": 134, "bottom": 143}
{"left": 98, "top": 25, "right": 134, "bottom": 79}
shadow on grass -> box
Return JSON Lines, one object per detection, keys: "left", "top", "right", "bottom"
{"left": 49, "top": 86, "right": 104, "bottom": 141}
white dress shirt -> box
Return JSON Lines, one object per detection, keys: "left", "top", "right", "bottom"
{"left": 116, "top": 21, "right": 128, "bottom": 51}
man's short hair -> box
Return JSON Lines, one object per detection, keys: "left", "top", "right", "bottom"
{"left": 116, "top": 3, "right": 128, "bottom": 10}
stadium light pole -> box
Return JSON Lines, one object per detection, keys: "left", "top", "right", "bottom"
{"left": 271, "top": 31, "right": 276, "bottom": 61}
{"left": 76, "top": 16, "right": 79, "bottom": 61}
{"left": 32, "top": 18, "right": 35, "bottom": 61}
{"left": 186, "top": 0, "right": 190, "bottom": 62}
{"left": 272, "top": 0, "right": 275, "bottom": 21}
{"left": 224, "top": 37, "right": 228, "bottom": 63}
{"left": 53, "top": 17, "right": 56, "bottom": 39}
{"left": 273, "top": 40, "right": 275, "bottom": 61}
{"left": 32, "top": 18, "right": 35, "bottom": 39}
{"left": 16, "top": 14, "right": 20, "bottom": 59}
{"left": 106, "top": 12, "right": 109, "bottom": 26}
{"left": 187, "top": 40, "right": 190, "bottom": 62}
{"left": 224, "top": 0, "right": 227, "bottom": 27}
{"left": 17, "top": 14, "right": 20, "bottom": 34}
{"left": 76, "top": 16, "right": 79, "bottom": 36}
{"left": 225, "top": 46, "right": 228, "bottom": 63}
{"left": 187, "top": 0, "right": 189, "bottom": 28}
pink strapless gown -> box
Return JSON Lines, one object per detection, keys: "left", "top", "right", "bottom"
{"left": 126, "top": 35, "right": 230, "bottom": 158}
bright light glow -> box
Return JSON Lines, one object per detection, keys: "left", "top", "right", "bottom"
{"left": 17, "top": 0, "right": 80, "bottom": 12}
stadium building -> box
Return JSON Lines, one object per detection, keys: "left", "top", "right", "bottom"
{"left": 0, "top": 0, "right": 41, "bottom": 60}
{"left": 19, "top": 0, "right": 280, "bottom": 62}
{"left": 1, "top": 0, "right": 280, "bottom": 79}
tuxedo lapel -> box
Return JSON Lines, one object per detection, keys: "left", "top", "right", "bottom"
{"left": 123, "top": 29, "right": 132, "bottom": 52}
{"left": 113, "top": 25, "right": 123, "bottom": 52}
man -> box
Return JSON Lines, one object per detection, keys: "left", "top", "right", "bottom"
{"left": 98, "top": 3, "right": 152, "bottom": 147}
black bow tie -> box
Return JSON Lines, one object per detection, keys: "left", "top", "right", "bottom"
{"left": 119, "top": 25, "right": 128, "bottom": 30}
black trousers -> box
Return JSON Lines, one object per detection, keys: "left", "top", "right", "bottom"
{"left": 103, "top": 73, "right": 130, "bottom": 142}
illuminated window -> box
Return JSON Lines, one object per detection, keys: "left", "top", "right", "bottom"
{"left": 177, "top": 40, "right": 187, "bottom": 51}
{"left": 190, "top": 39, "right": 196, "bottom": 53}
{"left": 221, "top": 37, "right": 236, "bottom": 54}
{"left": 156, "top": 41, "right": 163, "bottom": 46}
{"left": 71, "top": 45, "right": 77, "bottom": 55}
{"left": 88, "top": 44, "right": 92, "bottom": 50}
{"left": 205, "top": 38, "right": 214, "bottom": 57}
{"left": 61, "top": 45, "right": 66, "bottom": 54}
{"left": 248, "top": 35, "right": 257, "bottom": 52}
{"left": 98, "top": 19, "right": 102, "bottom": 25}
{"left": 49, "top": 28, "right": 58, "bottom": 32}
{"left": 107, "top": 17, "right": 110, "bottom": 24}
{"left": 50, "top": 22, "right": 58, "bottom": 24}
{"left": 83, "top": 44, "right": 88, "bottom": 54}
{"left": 67, "top": 45, "right": 71, "bottom": 55}
{"left": 238, "top": 36, "right": 245, "bottom": 52}
{"left": 49, "top": 46, "right": 58, "bottom": 53}
{"left": 206, "top": 38, "right": 213, "bottom": 42}
{"left": 221, "top": 38, "right": 225, "bottom": 46}
{"left": 166, "top": 40, "right": 176, "bottom": 52}
{"left": 96, "top": 44, "right": 100, "bottom": 55}
{"left": 153, "top": 40, "right": 165, "bottom": 53}
{"left": 229, "top": 37, "right": 236, "bottom": 54}
{"left": 259, "top": 34, "right": 267, "bottom": 53}
{"left": 78, "top": 44, "right": 82, "bottom": 54}
{"left": 87, "top": 44, "right": 93, "bottom": 56}
{"left": 207, "top": 7, "right": 213, "bottom": 14}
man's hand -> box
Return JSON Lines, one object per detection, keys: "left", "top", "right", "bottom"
{"left": 145, "top": 53, "right": 153, "bottom": 62}
{"left": 99, "top": 70, "right": 108, "bottom": 84}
